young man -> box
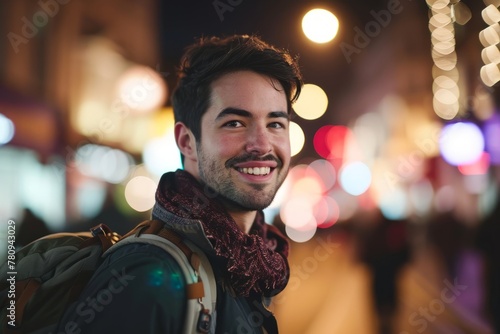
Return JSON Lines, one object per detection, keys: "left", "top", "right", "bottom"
{"left": 58, "top": 35, "right": 302, "bottom": 333}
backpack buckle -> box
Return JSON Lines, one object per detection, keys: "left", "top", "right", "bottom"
{"left": 196, "top": 303, "right": 211, "bottom": 333}
{"left": 90, "top": 225, "right": 107, "bottom": 237}
{"left": 89, "top": 224, "right": 121, "bottom": 246}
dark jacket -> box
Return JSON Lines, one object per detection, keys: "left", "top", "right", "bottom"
{"left": 56, "top": 203, "right": 279, "bottom": 334}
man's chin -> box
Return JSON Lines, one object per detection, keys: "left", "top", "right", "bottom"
{"left": 221, "top": 194, "right": 274, "bottom": 212}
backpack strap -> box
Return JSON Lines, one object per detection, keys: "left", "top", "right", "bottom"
{"left": 80, "top": 223, "right": 121, "bottom": 251}
{"left": 106, "top": 220, "right": 217, "bottom": 334}
{"left": 120, "top": 220, "right": 206, "bottom": 299}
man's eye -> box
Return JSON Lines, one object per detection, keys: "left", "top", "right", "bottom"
{"left": 269, "top": 122, "right": 286, "bottom": 129}
{"left": 223, "top": 120, "right": 243, "bottom": 128}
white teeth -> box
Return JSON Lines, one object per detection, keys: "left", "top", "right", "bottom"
{"left": 238, "top": 167, "right": 271, "bottom": 176}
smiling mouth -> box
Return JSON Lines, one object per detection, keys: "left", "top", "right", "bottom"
{"left": 237, "top": 167, "right": 272, "bottom": 176}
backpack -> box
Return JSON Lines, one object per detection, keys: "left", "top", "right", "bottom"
{"left": 0, "top": 220, "right": 217, "bottom": 334}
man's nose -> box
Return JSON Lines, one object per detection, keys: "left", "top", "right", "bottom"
{"left": 245, "top": 126, "right": 272, "bottom": 155}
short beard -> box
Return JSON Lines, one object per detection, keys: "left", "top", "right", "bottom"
{"left": 197, "top": 152, "right": 285, "bottom": 212}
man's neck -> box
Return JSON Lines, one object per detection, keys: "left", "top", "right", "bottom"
{"left": 229, "top": 210, "right": 257, "bottom": 234}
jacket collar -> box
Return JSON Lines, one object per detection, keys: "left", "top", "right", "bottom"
{"left": 151, "top": 202, "right": 215, "bottom": 255}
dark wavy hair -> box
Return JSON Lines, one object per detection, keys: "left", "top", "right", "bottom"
{"left": 171, "top": 34, "right": 303, "bottom": 143}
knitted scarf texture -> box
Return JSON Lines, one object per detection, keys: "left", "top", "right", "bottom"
{"left": 155, "top": 170, "right": 290, "bottom": 297}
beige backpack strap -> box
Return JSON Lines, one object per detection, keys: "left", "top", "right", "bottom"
{"left": 106, "top": 220, "right": 217, "bottom": 333}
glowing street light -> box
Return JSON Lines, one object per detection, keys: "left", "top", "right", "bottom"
{"left": 302, "top": 8, "right": 339, "bottom": 44}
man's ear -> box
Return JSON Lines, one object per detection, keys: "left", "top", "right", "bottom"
{"left": 174, "top": 122, "right": 197, "bottom": 163}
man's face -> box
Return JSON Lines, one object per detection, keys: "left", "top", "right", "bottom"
{"left": 193, "top": 70, "right": 291, "bottom": 211}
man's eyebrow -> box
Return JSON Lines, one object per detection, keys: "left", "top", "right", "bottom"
{"left": 215, "top": 108, "right": 251, "bottom": 120}
{"left": 268, "top": 111, "right": 290, "bottom": 120}
{"left": 215, "top": 108, "right": 290, "bottom": 120}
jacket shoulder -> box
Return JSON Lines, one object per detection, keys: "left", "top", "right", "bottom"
{"left": 57, "top": 242, "right": 187, "bottom": 334}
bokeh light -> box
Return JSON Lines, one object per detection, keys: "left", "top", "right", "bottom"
{"left": 124, "top": 176, "right": 157, "bottom": 212}
{"left": 281, "top": 196, "right": 315, "bottom": 230}
{"left": 100, "top": 149, "right": 135, "bottom": 184}
{"left": 434, "top": 87, "right": 458, "bottom": 105}
{"left": 116, "top": 65, "right": 167, "bottom": 114}
{"left": 434, "top": 185, "right": 456, "bottom": 212}
{"left": 409, "top": 179, "right": 434, "bottom": 216}
{"left": 428, "top": 0, "right": 451, "bottom": 12}
{"left": 313, "top": 125, "right": 333, "bottom": 159}
{"left": 75, "top": 144, "right": 134, "bottom": 184}
{"left": 290, "top": 121, "right": 305, "bottom": 156}
{"left": 328, "top": 189, "right": 358, "bottom": 221}
{"left": 439, "top": 122, "right": 485, "bottom": 166}
{"left": 480, "top": 62, "right": 500, "bottom": 87}
{"left": 353, "top": 112, "right": 386, "bottom": 162}
{"left": 315, "top": 195, "right": 340, "bottom": 228}
{"left": 327, "top": 126, "right": 351, "bottom": 160}
{"left": 143, "top": 136, "right": 182, "bottom": 177}
{"left": 302, "top": 9, "right": 339, "bottom": 44}
{"left": 287, "top": 166, "right": 324, "bottom": 212}
{"left": 429, "top": 12, "right": 452, "bottom": 28}
{"left": 433, "top": 75, "right": 459, "bottom": 96}
{"left": 458, "top": 152, "right": 490, "bottom": 175}
{"left": 306, "top": 159, "right": 336, "bottom": 191}
{"left": 285, "top": 221, "right": 317, "bottom": 243}
{"left": 313, "top": 125, "right": 351, "bottom": 160}
{"left": 480, "top": 5, "right": 500, "bottom": 87}
{"left": 293, "top": 84, "right": 328, "bottom": 120}
{"left": 450, "top": 2, "right": 471, "bottom": 26}
{"left": 472, "top": 86, "right": 495, "bottom": 120}
{"left": 339, "top": 161, "right": 372, "bottom": 196}
{"left": 269, "top": 173, "right": 293, "bottom": 209}
{"left": 291, "top": 175, "right": 324, "bottom": 199}
{"left": 379, "top": 188, "right": 410, "bottom": 220}
{"left": 279, "top": 162, "right": 340, "bottom": 240}
{"left": 464, "top": 174, "right": 489, "bottom": 194}
{"left": 433, "top": 49, "right": 457, "bottom": 71}
{"left": 76, "top": 180, "right": 107, "bottom": 219}
{"left": 479, "top": 177, "right": 499, "bottom": 218}
{"left": 479, "top": 23, "right": 500, "bottom": 47}
{"left": 143, "top": 107, "right": 182, "bottom": 177}
{"left": 482, "top": 4, "right": 500, "bottom": 26}
{"left": 484, "top": 113, "right": 500, "bottom": 164}
{"left": 429, "top": 4, "right": 463, "bottom": 119}
{"left": 482, "top": 44, "right": 500, "bottom": 64}
{"left": 433, "top": 95, "right": 460, "bottom": 120}
{"left": 0, "top": 114, "right": 15, "bottom": 145}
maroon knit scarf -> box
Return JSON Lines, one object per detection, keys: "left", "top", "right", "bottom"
{"left": 155, "top": 170, "right": 290, "bottom": 297}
